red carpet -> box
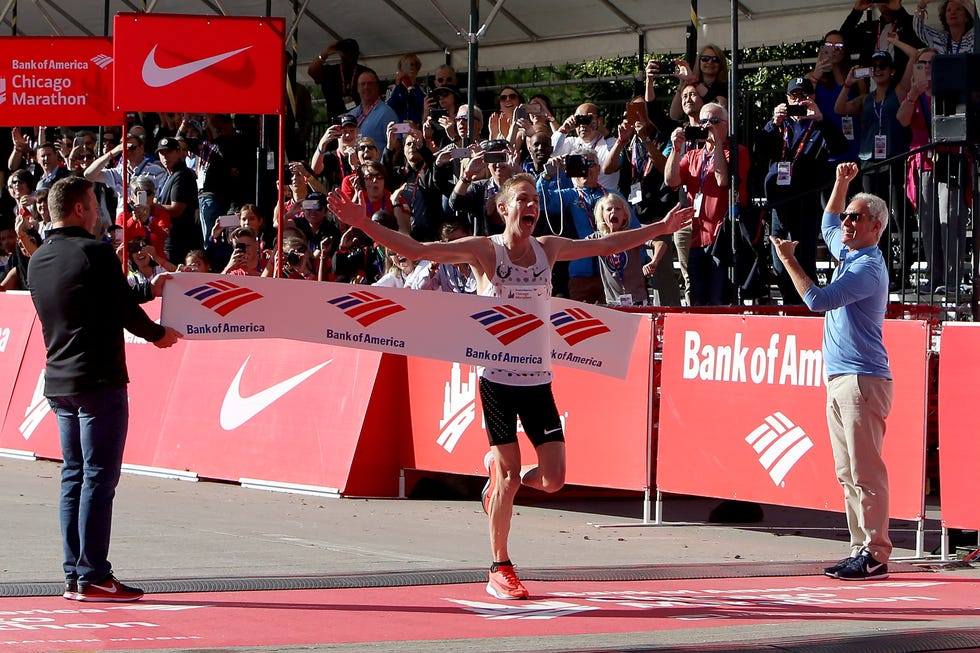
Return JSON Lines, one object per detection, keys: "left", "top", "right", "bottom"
{"left": 0, "top": 573, "right": 975, "bottom": 651}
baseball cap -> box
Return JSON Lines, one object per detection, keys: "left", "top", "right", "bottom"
{"left": 155, "top": 137, "right": 181, "bottom": 152}
{"left": 786, "top": 77, "right": 815, "bottom": 95}
{"left": 870, "top": 50, "right": 894, "bottom": 66}
{"left": 338, "top": 115, "right": 357, "bottom": 128}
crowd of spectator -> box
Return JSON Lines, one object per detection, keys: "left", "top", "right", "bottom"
{"left": 1, "top": 0, "right": 975, "bottom": 307}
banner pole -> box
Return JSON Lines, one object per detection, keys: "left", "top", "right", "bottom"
{"left": 120, "top": 118, "right": 129, "bottom": 273}
{"left": 277, "top": 112, "right": 285, "bottom": 278}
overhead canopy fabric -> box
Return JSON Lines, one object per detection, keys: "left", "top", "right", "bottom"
{"left": 1, "top": 1, "right": 859, "bottom": 82}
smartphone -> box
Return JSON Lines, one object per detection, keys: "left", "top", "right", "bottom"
{"left": 684, "top": 125, "right": 709, "bottom": 141}
{"left": 526, "top": 101, "right": 544, "bottom": 115}
{"left": 657, "top": 60, "right": 677, "bottom": 75}
{"left": 234, "top": 242, "right": 248, "bottom": 253}
{"left": 393, "top": 122, "right": 412, "bottom": 134}
{"left": 301, "top": 199, "right": 321, "bottom": 210}
{"left": 449, "top": 147, "right": 471, "bottom": 160}
{"left": 513, "top": 105, "right": 528, "bottom": 122}
{"left": 574, "top": 114, "right": 593, "bottom": 126}
{"left": 854, "top": 67, "right": 872, "bottom": 79}
{"left": 626, "top": 103, "right": 645, "bottom": 125}
{"left": 127, "top": 240, "right": 143, "bottom": 255}
{"left": 483, "top": 151, "right": 508, "bottom": 164}
{"left": 786, "top": 104, "right": 808, "bottom": 117}
{"left": 217, "top": 214, "right": 240, "bottom": 228}
{"left": 429, "top": 108, "right": 448, "bottom": 121}
{"left": 136, "top": 190, "right": 148, "bottom": 207}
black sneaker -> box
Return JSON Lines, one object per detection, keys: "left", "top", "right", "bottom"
{"left": 63, "top": 579, "right": 78, "bottom": 600}
{"left": 76, "top": 575, "right": 144, "bottom": 602}
{"left": 836, "top": 550, "right": 888, "bottom": 580}
{"left": 823, "top": 556, "right": 855, "bottom": 578}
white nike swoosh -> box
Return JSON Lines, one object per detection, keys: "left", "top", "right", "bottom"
{"left": 141, "top": 44, "right": 251, "bottom": 88}
{"left": 90, "top": 583, "right": 118, "bottom": 594}
{"left": 543, "top": 427, "right": 562, "bottom": 435}
{"left": 220, "top": 356, "right": 332, "bottom": 430}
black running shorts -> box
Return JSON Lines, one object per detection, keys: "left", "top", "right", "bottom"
{"left": 478, "top": 377, "right": 564, "bottom": 447}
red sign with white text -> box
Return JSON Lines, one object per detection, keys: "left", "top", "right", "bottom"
{"left": 112, "top": 14, "right": 284, "bottom": 114}
{"left": 937, "top": 323, "right": 980, "bottom": 530}
{"left": 404, "top": 317, "right": 655, "bottom": 490}
{"left": 657, "top": 314, "right": 929, "bottom": 519}
{"left": 0, "top": 37, "right": 121, "bottom": 126}
{"left": 0, "top": 296, "right": 403, "bottom": 497}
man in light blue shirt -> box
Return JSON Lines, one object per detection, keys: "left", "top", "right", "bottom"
{"left": 348, "top": 69, "right": 399, "bottom": 154}
{"left": 771, "top": 161, "right": 893, "bottom": 582}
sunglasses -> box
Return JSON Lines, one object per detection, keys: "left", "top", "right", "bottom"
{"left": 840, "top": 211, "right": 869, "bottom": 222}
{"left": 915, "top": 59, "right": 933, "bottom": 68}
{"left": 499, "top": 93, "right": 519, "bottom": 101}
{"left": 823, "top": 42, "right": 846, "bottom": 50}
{"left": 789, "top": 91, "right": 810, "bottom": 100}
{"left": 870, "top": 61, "right": 891, "bottom": 70}
{"left": 363, "top": 174, "right": 384, "bottom": 182}
{"left": 357, "top": 144, "right": 378, "bottom": 151}
{"left": 700, "top": 55, "right": 722, "bottom": 64}
{"left": 435, "top": 77, "right": 453, "bottom": 83}
{"left": 700, "top": 116, "right": 723, "bottom": 124}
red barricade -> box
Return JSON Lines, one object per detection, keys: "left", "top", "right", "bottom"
{"left": 936, "top": 323, "right": 980, "bottom": 531}
{"left": 657, "top": 314, "right": 930, "bottom": 520}
{"left": 0, "top": 296, "right": 403, "bottom": 497}
{"left": 404, "top": 317, "right": 655, "bottom": 490}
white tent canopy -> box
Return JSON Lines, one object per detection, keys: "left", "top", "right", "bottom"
{"left": 1, "top": 1, "right": 863, "bottom": 82}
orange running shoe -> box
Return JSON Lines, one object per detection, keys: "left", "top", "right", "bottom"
{"left": 486, "top": 564, "right": 529, "bottom": 600}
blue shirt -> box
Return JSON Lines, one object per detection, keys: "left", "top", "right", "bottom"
{"left": 536, "top": 177, "right": 637, "bottom": 278}
{"left": 802, "top": 211, "right": 891, "bottom": 379}
{"left": 350, "top": 100, "right": 399, "bottom": 154}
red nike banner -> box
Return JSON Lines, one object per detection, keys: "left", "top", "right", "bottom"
{"left": 0, "top": 37, "right": 121, "bottom": 126}
{"left": 657, "top": 314, "right": 930, "bottom": 520}
{"left": 112, "top": 13, "right": 285, "bottom": 114}
{"left": 937, "top": 324, "right": 980, "bottom": 530}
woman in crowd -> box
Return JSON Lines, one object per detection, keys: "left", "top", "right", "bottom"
{"left": 126, "top": 236, "right": 176, "bottom": 289}
{"left": 669, "top": 44, "right": 729, "bottom": 121}
{"left": 115, "top": 176, "right": 171, "bottom": 255}
{"left": 488, "top": 86, "right": 523, "bottom": 141}
{"left": 807, "top": 30, "right": 862, "bottom": 164}
{"left": 894, "top": 42, "right": 972, "bottom": 293}
{"left": 914, "top": 0, "right": 975, "bottom": 53}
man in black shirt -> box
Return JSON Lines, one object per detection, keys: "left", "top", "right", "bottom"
{"left": 28, "top": 176, "right": 181, "bottom": 603}
{"left": 156, "top": 137, "right": 201, "bottom": 264}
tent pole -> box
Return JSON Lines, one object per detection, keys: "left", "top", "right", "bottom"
{"left": 729, "top": 0, "right": 742, "bottom": 302}
{"left": 466, "top": 0, "right": 478, "bottom": 145}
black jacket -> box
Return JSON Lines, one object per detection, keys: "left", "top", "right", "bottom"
{"left": 27, "top": 226, "right": 165, "bottom": 396}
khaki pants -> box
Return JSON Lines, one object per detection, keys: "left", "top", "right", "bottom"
{"left": 826, "top": 374, "right": 894, "bottom": 562}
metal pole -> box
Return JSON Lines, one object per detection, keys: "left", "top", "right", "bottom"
{"left": 728, "top": 0, "right": 741, "bottom": 302}
{"left": 466, "top": 0, "right": 478, "bottom": 145}
{"left": 686, "top": 0, "right": 698, "bottom": 65}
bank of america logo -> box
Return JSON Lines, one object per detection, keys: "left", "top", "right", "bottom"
{"left": 328, "top": 290, "right": 405, "bottom": 326}
{"left": 744, "top": 412, "right": 814, "bottom": 486}
{"left": 470, "top": 305, "right": 544, "bottom": 345}
{"left": 185, "top": 280, "right": 263, "bottom": 316}
{"left": 550, "top": 307, "right": 611, "bottom": 345}
{"left": 90, "top": 54, "right": 113, "bottom": 69}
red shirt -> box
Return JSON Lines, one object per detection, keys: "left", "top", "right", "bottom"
{"left": 677, "top": 142, "right": 751, "bottom": 247}
{"left": 116, "top": 205, "right": 172, "bottom": 253}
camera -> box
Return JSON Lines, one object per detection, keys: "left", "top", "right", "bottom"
{"left": 286, "top": 250, "right": 302, "bottom": 266}
{"left": 786, "top": 104, "right": 808, "bottom": 117}
{"left": 684, "top": 125, "right": 709, "bottom": 141}
{"left": 127, "top": 240, "right": 144, "bottom": 255}
{"left": 564, "top": 154, "right": 594, "bottom": 178}
{"left": 513, "top": 105, "right": 528, "bottom": 122}
{"left": 483, "top": 151, "right": 508, "bottom": 164}
{"left": 574, "top": 114, "right": 593, "bottom": 126}
{"left": 234, "top": 242, "right": 247, "bottom": 253}
{"left": 657, "top": 60, "right": 677, "bottom": 75}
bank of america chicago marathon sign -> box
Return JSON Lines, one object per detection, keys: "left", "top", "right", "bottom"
{"left": 161, "top": 273, "right": 642, "bottom": 379}
{"left": 0, "top": 37, "right": 121, "bottom": 126}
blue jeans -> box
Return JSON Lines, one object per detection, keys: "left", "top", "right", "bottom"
{"left": 49, "top": 387, "right": 129, "bottom": 584}
{"left": 688, "top": 245, "right": 728, "bottom": 306}
{"left": 198, "top": 193, "right": 228, "bottom": 243}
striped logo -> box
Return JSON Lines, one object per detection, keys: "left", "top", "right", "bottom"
{"left": 328, "top": 290, "right": 406, "bottom": 326}
{"left": 550, "top": 307, "right": 611, "bottom": 346}
{"left": 744, "top": 412, "right": 814, "bottom": 486}
{"left": 470, "top": 305, "right": 544, "bottom": 345}
{"left": 90, "top": 54, "right": 114, "bottom": 69}
{"left": 184, "top": 279, "right": 263, "bottom": 316}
